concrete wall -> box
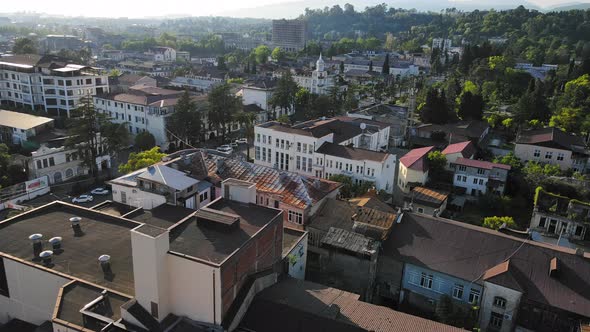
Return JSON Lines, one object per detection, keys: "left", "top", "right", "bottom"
{"left": 397, "top": 164, "right": 428, "bottom": 194}
{"left": 375, "top": 256, "right": 404, "bottom": 302}
{"left": 0, "top": 257, "right": 70, "bottom": 325}
{"left": 480, "top": 281, "right": 523, "bottom": 332}
{"left": 242, "top": 88, "right": 271, "bottom": 111}
{"left": 514, "top": 143, "right": 573, "bottom": 171}
{"left": 285, "top": 233, "right": 308, "bottom": 280}
{"left": 167, "top": 254, "right": 222, "bottom": 324}
{"left": 111, "top": 183, "right": 166, "bottom": 210}
{"left": 131, "top": 227, "right": 170, "bottom": 322}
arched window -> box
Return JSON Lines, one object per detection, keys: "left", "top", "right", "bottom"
{"left": 65, "top": 168, "right": 74, "bottom": 178}
{"left": 493, "top": 296, "right": 507, "bottom": 309}
{"left": 53, "top": 172, "right": 62, "bottom": 183}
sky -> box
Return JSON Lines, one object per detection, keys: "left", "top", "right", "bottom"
{"left": 3, "top": 0, "right": 589, "bottom": 18}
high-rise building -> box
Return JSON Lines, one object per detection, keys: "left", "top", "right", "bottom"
{"left": 272, "top": 19, "right": 308, "bottom": 52}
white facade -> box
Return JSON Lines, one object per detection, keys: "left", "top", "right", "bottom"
{"left": 94, "top": 96, "right": 172, "bottom": 149}
{"left": 313, "top": 151, "right": 396, "bottom": 194}
{"left": 241, "top": 86, "right": 273, "bottom": 111}
{"left": 432, "top": 38, "right": 452, "bottom": 50}
{"left": 170, "top": 75, "right": 223, "bottom": 92}
{"left": 0, "top": 60, "right": 109, "bottom": 117}
{"left": 397, "top": 164, "right": 428, "bottom": 194}
{"left": 29, "top": 143, "right": 111, "bottom": 185}
{"left": 294, "top": 55, "right": 337, "bottom": 95}
{"left": 147, "top": 47, "right": 177, "bottom": 62}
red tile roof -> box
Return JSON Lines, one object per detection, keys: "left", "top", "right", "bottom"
{"left": 442, "top": 141, "right": 476, "bottom": 158}
{"left": 399, "top": 146, "right": 434, "bottom": 170}
{"left": 454, "top": 157, "right": 511, "bottom": 171}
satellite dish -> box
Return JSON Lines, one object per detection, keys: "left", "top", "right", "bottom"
{"left": 360, "top": 123, "right": 367, "bottom": 130}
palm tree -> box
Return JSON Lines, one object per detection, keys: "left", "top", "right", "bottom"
{"left": 234, "top": 111, "right": 256, "bottom": 161}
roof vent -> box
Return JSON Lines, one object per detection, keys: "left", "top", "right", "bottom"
{"left": 49, "top": 237, "right": 63, "bottom": 253}
{"left": 576, "top": 248, "right": 585, "bottom": 256}
{"left": 29, "top": 233, "right": 43, "bottom": 259}
{"left": 39, "top": 250, "right": 53, "bottom": 267}
{"left": 549, "top": 257, "right": 559, "bottom": 278}
{"left": 70, "top": 217, "right": 84, "bottom": 237}
{"left": 99, "top": 254, "right": 112, "bottom": 277}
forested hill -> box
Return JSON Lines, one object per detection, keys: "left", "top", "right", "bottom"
{"left": 301, "top": 5, "right": 590, "bottom": 63}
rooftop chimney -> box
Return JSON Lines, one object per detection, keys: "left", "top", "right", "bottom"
{"left": 99, "top": 254, "right": 112, "bottom": 277}
{"left": 70, "top": 217, "right": 84, "bottom": 237}
{"left": 49, "top": 237, "right": 62, "bottom": 252}
{"left": 39, "top": 250, "right": 53, "bottom": 267}
{"left": 29, "top": 233, "right": 43, "bottom": 260}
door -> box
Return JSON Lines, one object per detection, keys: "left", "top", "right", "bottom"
{"left": 548, "top": 219, "right": 557, "bottom": 234}
{"left": 121, "top": 191, "right": 127, "bottom": 204}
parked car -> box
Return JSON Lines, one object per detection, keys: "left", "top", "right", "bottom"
{"left": 236, "top": 138, "right": 248, "bottom": 144}
{"left": 216, "top": 145, "right": 233, "bottom": 154}
{"left": 91, "top": 188, "right": 109, "bottom": 195}
{"left": 72, "top": 195, "right": 94, "bottom": 203}
{"left": 230, "top": 142, "right": 238, "bottom": 148}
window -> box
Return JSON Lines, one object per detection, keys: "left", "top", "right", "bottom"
{"left": 493, "top": 297, "right": 507, "bottom": 309}
{"left": 468, "top": 289, "right": 481, "bottom": 304}
{"left": 417, "top": 207, "right": 424, "bottom": 213}
{"left": 36, "top": 160, "right": 42, "bottom": 169}
{"left": 477, "top": 168, "right": 485, "bottom": 175}
{"left": 255, "top": 146, "right": 261, "bottom": 160}
{"left": 419, "top": 273, "right": 433, "bottom": 289}
{"left": 281, "top": 140, "right": 285, "bottom": 149}
{"left": 297, "top": 142, "right": 301, "bottom": 152}
{"left": 296, "top": 156, "right": 301, "bottom": 170}
{"left": 575, "top": 225, "right": 584, "bottom": 236}
{"left": 458, "top": 165, "right": 467, "bottom": 171}
{"left": 473, "top": 178, "right": 478, "bottom": 184}
{"left": 303, "top": 144, "right": 307, "bottom": 154}
{"left": 452, "top": 284, "right": 464, "bottom": 300}
{"left": 151, "top": 301, "right": 159, "bottom": 319}
{"left": 262, "top": 147, "right": 267, "bottom": 162}
{"left": 256, "top": 133, "right": 260, "bottom": 142}
{"left": 489, "top": 312, "right": 503, "bottom": 329}
{"left": 302, "top": 157, "right": 307, "bottom": 172}
{"left": 557, "top": 152, "right": 564, "bottom": 161}
{"left": 307, "top": 158, "right": 312, "bottom": 172}
{"left": 288, "top": 210, "right": 303, "bottom": 224}
{"left": 545, "top": 151, "right": 553, "bottom": 159}
{"left": 42, "top": 159, "right": 48, "bottom": 168}
{"left": 539, "top": 217, "right": 546, "bottom": 228}
{"left": 462, "top": 176, "right": 467, "bottom": 182}
{"left": 479, "top": 179, "right": 484, "bottom": 185}
{"left": 533, "top": 149, "right": 541, "bottom": 157}
{"left": 199, "top": 191, "right": 208, "bottom": 202}
{"left": 276, "top": 139, "right": 279, "bottom": 147}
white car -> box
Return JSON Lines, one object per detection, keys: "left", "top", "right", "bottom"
{"left": 236, "top": 138, "right": 248, "bottom": 144}
{"left": 72, "top": 195, "right": 94, "bottom": 203}
{"left": 91, "top": 188, "right": 109, "bottom": 195}
{"left": 217, "top": 145, "right": 233, "bottom": 154}
{"left": 230, "top": 142, "right": 238, "bottom": 148}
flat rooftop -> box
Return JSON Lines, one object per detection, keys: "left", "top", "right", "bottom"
{"left": 169, "top": 199, "right": 281, "bottom": 264}
{"left": 56, "top": 281, "right": 131, "bottom": 329}
{"left": 92, "top": 201, "right": 136, "bottom": 217}
{"left": 129, "top": 204, "right": 195, "bottom": 229}
{"left": 283, "top": 227, "right": 306, "bottom": 255}
{"left": 0, "top": 110, "right": 54, "bottom": 130}
{"left": 0, "top": 202, "right": 138, "bottom": 295}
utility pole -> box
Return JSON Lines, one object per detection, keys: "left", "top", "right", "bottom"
{"left": 406, "top": 76, "right": 417, "bottom": 148}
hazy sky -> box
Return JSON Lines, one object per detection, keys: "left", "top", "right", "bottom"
{"left": 3, "top": 0, "right": 589, "bottom": 18}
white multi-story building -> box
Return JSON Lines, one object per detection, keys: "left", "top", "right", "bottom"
{"left": 294, "top": 55, "right": 338, "bottom": 95}
{"left": 94, "top": 86, "right": 206, "bottom": 151}
{"left": 254, "top": 117, "right": 394, "bottom": 191}
{"left": 146, "top": 47, "right": 177, "bottom": 62}
{"left": 0, "top": 54, "right": 109, "bottom": 117}
{"left": 170, "top": 75, "right": 223, "bottom": 92}
{"left": 432, "top": 38, "right": 452, "bottom": 50}
{"left": 451, "top": 158, "right": 511, "bottom": 199}
{"left": 0, "top": 110, "right": 54, "bottom": 145}
{"left": 29, "top": 137, "right": 111, "bottom": 185}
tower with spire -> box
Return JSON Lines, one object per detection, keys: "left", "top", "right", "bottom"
{"left": 316, "top": 53, "right": 325, "bottom": 72}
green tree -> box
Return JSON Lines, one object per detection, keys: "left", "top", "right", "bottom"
{"left": 457, "top": 91, "right": 484, "bottom": 121}
{"left": 167, "top": 90, "right": 203, "bottom": 147}
{"left": 493, "top": 152, "right": 523, "bottom": 171}
{"left": 329, "top": 174, "right": 353, "bottom": 198}
{"left": 382, "top": 53, "right": 390, "bottom": 75}
{"left": 217, "top": 56, "right": 227, "bottom": 70}
{"left": 118, "top": 147, "right": 166, "bottom": 174}
{"left": 0, "top": 144, "right": 10, "bottom": 188}
{"left": 427, "top": 151, "right": 448, "bottom": 182}
{"left": 271, "top": 47, "right": 286, "bottom": 62}
{"left": 342, "top": 86, "right": 358, "bottom": 112}
{"left": 108, "top": 69, "right": 121, "bottom": 77}
{"left": 483, "top": 216, "right": 516, "bottom": 230}
{"left": 234, "top": 111, "right": 256, "bottom": 160}
{"left": 13, "top": 37, "right": 37, "bottom": 54}
{"left": 253, "top": 45, "right": 271, "bottom": 64}
{"left": 66, "top": 96, "right": 129, "bottom": 178}
{"left": 208, "top": 83, "right": 241, "bottom": 143}
{"left": 419, "top": 88, "right": 450, "bottom": 124}
{"left": 270, "top": 71, "right": 298, "bottom": 119}
{"left": 134, "top": 131, "right": 156, "bottom": 151}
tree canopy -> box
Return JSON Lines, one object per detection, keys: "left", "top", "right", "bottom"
{"left": 118, "top": 147, "right": 166, "bottom": 174}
